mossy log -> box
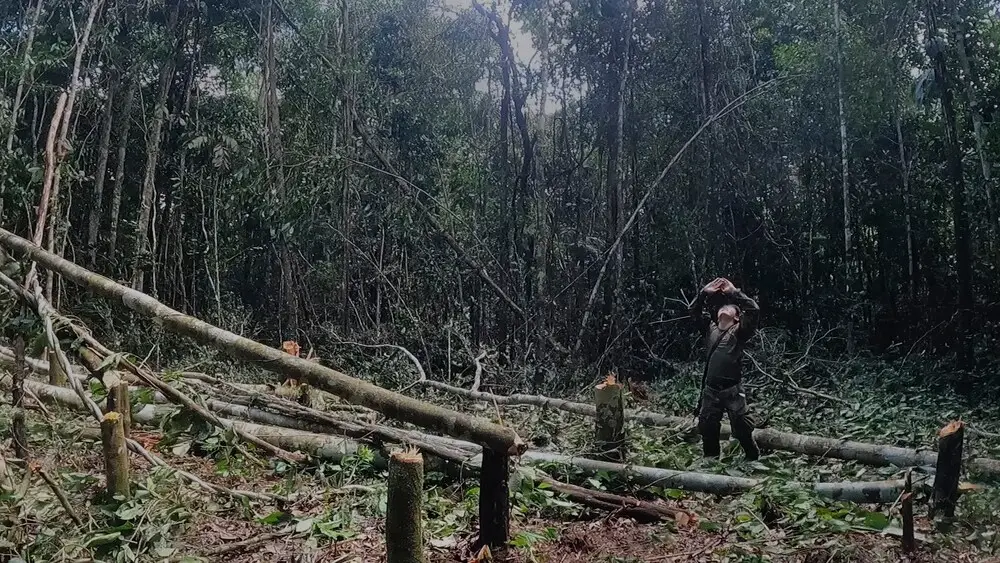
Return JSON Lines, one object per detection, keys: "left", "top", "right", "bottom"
{"left": 101, "top": 411, "right": 130, "bottom": 498}
{"left": 386, "top": 449, "right": 425, "bottom": 563}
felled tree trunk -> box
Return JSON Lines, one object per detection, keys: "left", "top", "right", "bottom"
{"left": 101, "top": 412, "right": 130, "bottom": 498}
{"left": 0, "top": 228, "right": 524, "bottom": 456}
{"left": 410, "top": 376, "right": 1000, "bottom": 477}
{"left": 18, "top": 376, "right": 957, "bottom": 508}
{"left": 386, "top": 449, "right": 425, "bottom": 563}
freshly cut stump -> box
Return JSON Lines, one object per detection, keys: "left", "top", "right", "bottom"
{"left": 48, "top": 348, "right": 67, "bottom": 386}
{"left": 932, "top": 420, "right": 964, "bottom": 519}
{"left": 101, "top": 412, "right": 130, "bottom": 498}
{"left": 594, "top": 372, "right": 626, "bottom": 462}
{"left": 477, "top": 447, "right": 510, "bottom": 549}
{"left": 106, "top": 379, "right": 132, "bottom": 438}
{"left": 902, "top": 470, "right": 915, "bottom": 553}
{"left": 386, "top": 448, "right": 424, "bottom": 563}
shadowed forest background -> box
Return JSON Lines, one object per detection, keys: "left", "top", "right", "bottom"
{"left": 3, "top": 0, "right": 1000, "bottom": 392}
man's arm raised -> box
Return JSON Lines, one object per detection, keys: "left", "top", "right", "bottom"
{"left": 726, "top": 283, "right": 759, "bottom": 342}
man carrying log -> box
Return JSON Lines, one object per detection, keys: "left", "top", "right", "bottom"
{"left": 690, "top": 277, "right": 761, "bottom": 461}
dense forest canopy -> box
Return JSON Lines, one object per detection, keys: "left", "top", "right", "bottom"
{"left": 2, "top": 0, "right": 999, "bottom": 390}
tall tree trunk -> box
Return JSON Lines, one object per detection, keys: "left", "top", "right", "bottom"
{"left": 895, "top": 110, "right": 915, "bottom": 301}
{"left": 340, "top": 0, "right": 353, "bottom": 333}
{"left": 953, "top": 14, "right": 995, "bottom": 249}
{"left": 600, "top": 0, "right": 631, "bottom": 348}
{"left": 132, "top": 1, "right": 183, "bottom": 292}
{"left": 87, "top": 72, "right": 119, "bottom": 267}
{"left": 926, "top": 0, "right": 974, "bottom": 369}
{"left": 261, "top": 0, "right": 298, "bottom": 339}
{"left": 107, "top": 77, "right": 137, "bottom": 261}
{"left": 834, "top": 0, "right": 853, "bottom": 352}
{"left": 5, "top": 0, "right": 45, "bottom": 153}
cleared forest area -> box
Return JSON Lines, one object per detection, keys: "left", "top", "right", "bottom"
{"left": 3, "top": 0, "right": 1000, "bottom": 561}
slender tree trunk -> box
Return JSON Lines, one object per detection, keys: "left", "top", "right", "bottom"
{"left": 340, "top": 0, "right": 353, "bottom": 333}
{"left": 6, "top": 0, "right": 45, "bottom": 152}
{"left": 87, "top": 72, "right": 119, "bottom": 266}
{"left": 895, "top": 111, "right": 915, "bottom": 300}
{"left": 953, "top": 16, "right": 995, "bottom": 248}
{"left": 926, "top": 0, "right": 974, "bottom": 370}
{"left": 107, "top": 77, "right": 137, "bottom": 260}
{"left": 834, "top": 0, "right": 853, "bottom": 353}
{"left": 133, "top": 1, "right": 183, "bottom": 292}
{"left": 260, "top": 0, "right": 298, "bottom": 338}
{"left": 601, "top": 0, "right": 631, "bottom": 348}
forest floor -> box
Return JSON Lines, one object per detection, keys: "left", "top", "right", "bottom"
{"left": 3, "top": 352, "right": 1000, "bottom": 562}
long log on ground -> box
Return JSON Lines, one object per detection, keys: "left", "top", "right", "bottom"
{"left": 412, "top": 377, "right": 1000, "bottom": 477}
{"left": 15, "top": 377, "right": 939, "bottom": 507}
{"left": 0, "top": 228, "right": 524, "bottom": 455}
{"left": 0, "top": 347, "right": 368, "bottom": 414}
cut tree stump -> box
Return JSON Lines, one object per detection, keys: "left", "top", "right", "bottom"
{"left": 594, "top": 373, "right": 626, "bottom": 462}
{"left": 932, "top": 420, "right": 964, "bottom": 520}
{"left": 12, "top": 335, "right": 30, "bottom": 460}
{"left": 386, "top": 448, "right": 425, "bottom": 563}
{"left": 106, "top": 379, "right": 132, "bottom": 438}
{"left": 47, "top": 348, "right": 67, "bottom": 386}
{"left": 101, "top": 411, "right": 130, "bottom": 498}
{"left": 477, "top": 447, "right": 510, "bottom": 550}
{"left": 902, "top": 470, "right": 915, "bottom": 553}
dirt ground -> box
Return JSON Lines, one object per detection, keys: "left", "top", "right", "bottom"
{"left": 175, "top": 514, "right": 1000, "bottom": 563}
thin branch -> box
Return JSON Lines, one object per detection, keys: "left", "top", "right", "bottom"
{"left": 37, "top": 468, "right": 85, "bottom": 527}
{"left": 746, "top": 352, "right": 848, "bottom": 405}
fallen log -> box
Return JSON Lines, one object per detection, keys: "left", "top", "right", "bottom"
{"left": 411, "top": 377, "right": 1000, "bottom": 477}
{"left": 27, "top": 377, "right": 695, "bottom": 526}
{"left": 15, "top": 377, "right": 952, "bottom": 506}
{"left": 0, "top": 228, "right": 524, "bottom": 455}
{"left": 536, "top": 475, "right": 694, "bottom": 524}
{"left": 0, "top": 346, "right": 370, "bottom": 414}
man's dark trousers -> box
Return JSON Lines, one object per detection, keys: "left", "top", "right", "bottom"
{"left": 697, "top": 383, "right": 760, "bottom": 460}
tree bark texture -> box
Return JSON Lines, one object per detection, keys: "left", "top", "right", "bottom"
{"left": 133, "top": 0, "right": 183, "bottom": 292}
{"left": 386, "top": 450, "right": 425, "bottom": 563}
{"left": 107, "top": 379, "right": 132, "bottom": 438}
{"left": 926, "top": 0, "right": 974, "bottom": 366}
{"left": 476, "top": 448, "right": 510, "bottom": 549}
{"left": 101, "top": 411, "right": 130, "bottom": 498}
{"left": 107, "top": 77, "right": 137, "bottom": 259}
{"left": 594, "top": 377, "right": 626, "bottom": 462}
{"left": 87, "top": 73, "right": 119, "bottom": 266}
{"left": 931, "top": 421, "right": 963, "bottom": 519}
{"left": 902, "top": 470, "right": 915, "bottom": 553}
{"left": 12, "top": 335, "right": 30, "bottom": 460}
